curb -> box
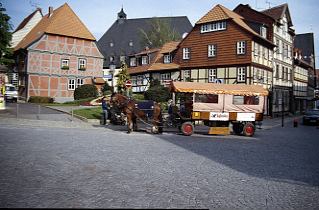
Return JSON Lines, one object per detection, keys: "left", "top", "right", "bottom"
{"left": 44, "top": 105, "right": 99, "bottom": 124}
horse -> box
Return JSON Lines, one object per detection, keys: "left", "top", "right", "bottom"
{"left": 110, "top": 93, "right": 163, "bottom": 134}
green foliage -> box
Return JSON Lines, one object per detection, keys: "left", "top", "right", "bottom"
{"left": 73, "top": 107, "right": 102, "bottom": 119}
{"left": 74, "top": 84, "right": 98, "bottom": 100}
{"left": 0, "top": 4, "right": 14, "bottom": 66}
{"left": 139, "top": 18, "right": 180, "bottom": 49}
{"left": 116, "top": 62, "right": 130, "bottom": 93}
{"left": 101, "top": 82, "right": 111, "bottom": 93}
{"left": 28, "top": 96, "right": 54, "bottom": 103}
{"left": 132, "top": 93, "right": 145, "bottom": 101}
{"left": 144, "top": 80, "right": 171, "bottom": 102}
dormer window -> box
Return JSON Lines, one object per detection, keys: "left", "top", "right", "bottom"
{"left": 130, "top": 57, "right": 136, "bottom": 67}
{"left": 110, "top": 42, "right": 114, "bottom": 47}
{"left": 141, "top": 56, "right": 148, "bottom": 65}
{"left": 164, "top": 54, "right": 171, "bottom": 63}
{"left": 201, "top": 21, "right": 226, "bottom": 33}
{"left": 129, "top": 40, "right": 133, "bottom": 47}
{"left": 260, "top": 26, "right": 267, "bottom": 38}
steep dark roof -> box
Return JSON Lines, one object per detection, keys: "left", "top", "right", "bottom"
{"left": 294, "top": 33, "right": 315, "bottom": 66}
{"left": 97, "top": 16, "right": 193, "bottom": 68}
{"left": 262, "top": 3, "right": 293, "bottom": 26}
{"left": 13, "top": 8, "right": 43, "bottom": 33}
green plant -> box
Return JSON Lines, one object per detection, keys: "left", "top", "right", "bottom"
{"left": 132, "top": 93, "right": 145, "bottom": 101}
{"left": 74, "top": 84, "right": 98, "bottom": 100}
{"left": 101, "top": 82, "right": 111, "bottom": 92}
{"left": 61, "top": 66, "right": 69, "bottom": 70}
{"left": 28, "top": 96, "right": 54, "bottom": 103}
{"left": 144, "top": 79, "right": 171, "bottom": 102}
{"left": 73, "top": 107, "right": 102, "bottom": 119}
{"left": 116, "top": 62, "right": 130, "bottom": 93}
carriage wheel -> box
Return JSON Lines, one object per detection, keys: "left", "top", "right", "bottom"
{"left": 232, "top": 122, "right": 244, "bottom": 135}
{"left": 243, "top": 122, "right": 255, "bottom": 137}
{"left": 181, "top": 122, "right": 194, "bottom": 136}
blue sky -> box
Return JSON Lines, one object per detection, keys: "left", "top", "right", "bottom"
{"left": 2, "top": 0, "right": 319, "bottom": 66}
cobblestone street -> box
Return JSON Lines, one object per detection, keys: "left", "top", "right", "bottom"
{"left": 0, "top": 118, "right": 318, "bottom": 209}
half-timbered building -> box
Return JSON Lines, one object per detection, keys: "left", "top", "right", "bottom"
{"left": 174, "top": 4, "right": 275, "bottom": 114}
{"left": 128, "top": 41, "right": 180, "bottom": 92}
{"left": 13, "top": 3, "right": 104, "bottom": 102}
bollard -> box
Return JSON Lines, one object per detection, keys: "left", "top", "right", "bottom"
{"left": 71, "top": 108, "right": 73, "bottom": 122}
{"left": 16, "top": 103, "right": 19, "bottom": 119}
{"left": 293, "top": 118, "right": 298, "bottom": 127}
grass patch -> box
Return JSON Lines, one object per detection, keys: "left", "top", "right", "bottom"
{"left": 73, "top": 107, "right": 102, "bottom": 119}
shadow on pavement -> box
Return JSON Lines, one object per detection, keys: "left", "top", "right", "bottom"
{"left": 103, "top": 120, "right": 319, "bottom": 188}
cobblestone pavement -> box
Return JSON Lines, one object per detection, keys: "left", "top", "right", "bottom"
{"left": 0, "top": 118, "right": 318, "bottom": 209}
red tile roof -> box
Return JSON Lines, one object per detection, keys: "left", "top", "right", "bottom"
{"left": 14, "top": 3, "right": 96, "bottom": 51}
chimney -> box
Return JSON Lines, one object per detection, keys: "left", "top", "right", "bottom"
{"left": 48, "top": 6, "right": 53, "bottom": 17}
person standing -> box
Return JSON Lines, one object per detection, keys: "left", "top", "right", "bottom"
{"left": 102, "top": 96, "right": 109, "bottom": 125}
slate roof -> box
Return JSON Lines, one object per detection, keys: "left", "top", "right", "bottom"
{"left": 97, "top": 14, "right": 192, "bottom": 68}
{"left": 294, "top": 33, "right": 315, "bottom": 66}
{"left": 262, "top": 3, "right": 293, "bottom": 27}
{"left": 195, "top": 4, "right": 273, "bottom": 45}
{"left": 128, "top": 41, "right": 180, "bottom": 75}
{"left": 14, "top": 3, "right": 96, "bottom": 51}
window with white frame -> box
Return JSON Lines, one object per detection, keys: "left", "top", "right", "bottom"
{"left": 260, "top": 26, "right": 267, "bottom": 38}
{"left": 142, "top": 56, "right": 148, "bottom": 65}
{"left": 130, "top": 57, "right": 137, "bottom": 67}
{"left": 184, "top": 70, "right": 191, "bottom": 81}
{"left": 164, "top": 54, "right": 171, "bottom": 63}
{"left": 237, "top": 41, "right": 246, "bottom": 55}
{"left": 137, "top": 75, "right": 143, "bottom": 85}
{"left": 161, "top": 73, "right": 170, "bottom": 81}
{"left": 183, "top": 48, "right": 190, "bottom": 60}
{"left": 208, "top": 69, "right": 217, "bottom": 82}
{"left": 68, "top": 79, "right": 76, "bottom": 90}
{"left": 208, "top": 44, "right": 216, "bottom": 57}
{"left": 76, "top": 78, "right": 84, "bottom": 88}
{"left": 200, "top": 21, "right": 226, "bottom": 33}
{"left": 237, "top": 67, "right": 246, "bottom": 82}
{"left": 78, "top": 58, "right": 86, "bottom": 70}
{"left": 254, "top": 43, "right": 259, "bottom": 56}
{"left": 61, "top": 59, "right": 69, "bottom": 69}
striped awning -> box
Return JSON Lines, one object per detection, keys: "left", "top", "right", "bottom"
{"left": 170, "top": 82, "right": 269, "bottom": 96}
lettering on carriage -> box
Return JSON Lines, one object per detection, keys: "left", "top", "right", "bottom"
{"left": 237, "top": 113, "right": 256, "bottom": 121}
{"left": 209, "top": 112, "right": 229, "bottom": 121}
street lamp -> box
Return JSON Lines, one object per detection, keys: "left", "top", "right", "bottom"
{"left": 109, "top": 61, "right": 116, "bottom": 92}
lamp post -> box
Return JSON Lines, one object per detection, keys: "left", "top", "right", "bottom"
{"left": 109, "top": 62, "right": 116, "bottom": 92}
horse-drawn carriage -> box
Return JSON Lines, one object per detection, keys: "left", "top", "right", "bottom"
{"left": 110, "top": 81, "right": 268, "bottom": 137}
{"left": 167, "top": 81, "right": 269, "bottom": 137}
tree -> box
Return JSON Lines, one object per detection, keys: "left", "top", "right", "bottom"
{"left": 116, "top": 62, "right": 130, "bottom": 93}
{"left": 0, "top": 3, "right": 14, "bottom": 66}
{"left": 144, "top": 79, "right": 171, "bottom": 102}
{"left": 139, "top": 18, "right": 180, "bottom": 49}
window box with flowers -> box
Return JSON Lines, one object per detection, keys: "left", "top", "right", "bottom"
{"left": 78, "top": 58, "right": 87, "bottom": 71}
{"left": 61, "top": 59, "right": 69, "bottom": 70}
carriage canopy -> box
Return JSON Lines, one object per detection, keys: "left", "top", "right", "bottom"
{"left": 170, "top": 82, "right": 269, "bottom": 96}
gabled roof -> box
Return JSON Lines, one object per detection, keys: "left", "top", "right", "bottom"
{"left": 262, "top": 3, "right": 293, "bottom": 26}
{"left": 13, "top": 8, "right": 43, "bottom": 33}
{"left": 128, "top": 41, "right": 180, "bottom": 75}
{"left": 97, "top": 15, "right": 192, "bottom": 67}
{"left": 14, "top": 3, "right": 96, "bottom": 51}
{"left": 195, "top": 4, "right": 274, "bottom": 45}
